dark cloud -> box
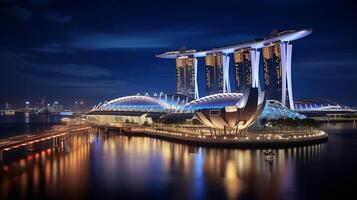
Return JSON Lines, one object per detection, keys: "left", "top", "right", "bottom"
{"left": 20, "top": 63, "right": 111, "bottom": 78}
{"left": 30, "top": 0, "right": 50, "bottom": 7}
{"left": 31, "top": 43, "right": 72, "bottom": 54}
{"left": 44, "top": 12, "right": 72, "bottom": 23}
{"left": 70, "top": 33, "right": 171, "bottom": 49}
{"left": 69, "top": 28, "right": 213, "bottom": 49}
{"left": 1, "top": 6, "right": 32, "bottom": 22}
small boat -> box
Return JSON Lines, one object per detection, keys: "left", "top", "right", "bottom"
{"left": 60, "top": 117, "right": 70, "bottom": 123}
{"left": 0, "top": 110, "right": 15, "bottom": 116}
{"left": 60, "top": 111, "right": 74, "bottom": 116}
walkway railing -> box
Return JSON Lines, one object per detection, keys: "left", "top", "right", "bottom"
{"left": 0, "top": 125, "right": 89, "bottom": 151}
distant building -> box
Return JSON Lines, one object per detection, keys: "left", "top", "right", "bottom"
{"left": 49, "top": 101, "right": 64, "bottom": 112}
{"left": 205, "top": 53, "right": 224, "bottom": 95}
{"left": 234, "top": 49, "right": 252, "bottom": 93}
{"left": 176, "top": 55, "right": 197, "bottom": 98}
{"left": 37, "top": 96, "right": 46, "bottom": 110}
{"left": 25, "top": 102, "right": 30, "bottom": 110}
{"left": 5, "top": 103, "right": 11, "bottom": 110}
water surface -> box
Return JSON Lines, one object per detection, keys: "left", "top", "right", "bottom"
{"left": 1, "top": 122, "right": 357, "bottom": 200}
{"left": 0, "top": 113, "right": 62, "bottom": 138}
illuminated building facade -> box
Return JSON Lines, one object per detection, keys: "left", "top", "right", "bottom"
{"left": 90, "top": 87, "right": 265, "bottom": 132}
{"left": 205, "top": 53, "right": 224, "bottom": 95}
{"left": 262, "top": 43, "right": 283, "bottom": 102}
{"left": 234, "top": 49, "right": 252, "bottom": 92}
{"left": 158, "top": 29, "right": 311, "bottom": 110}
{"left": 205, "top": 53, "right": 230, "bottom": 95}
{"left": 176, "top": 56, "right": 198, "bottom": 98}
{"left": 262, "top": 42, "right": 294, "bottom": 109}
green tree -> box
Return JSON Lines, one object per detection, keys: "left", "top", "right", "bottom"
{"left": 191, "top": 119, "right": 202, "bottom": 125}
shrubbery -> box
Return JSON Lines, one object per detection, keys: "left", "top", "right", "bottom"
{"left": 158, "top": 117, "right": 186, "bottom": 124}
{"left": 261, "top": 118, "right": 321, "bottom": 129}
{"left": 191, "top": 119, "right": 202, "bottom": 125}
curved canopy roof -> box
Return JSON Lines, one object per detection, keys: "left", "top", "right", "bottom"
{"left": 98, "top": 96, "right": 171, "bottom": 112}
{"left": 295, "top": 98, "right": 342, "bottom": 107}
{"left": 180, "top": 93, "right": 244, "bottom": 111}
{"left": 157, "top": 29, "right": 312, "bottom": 59}
{"left": 95, "top": 93, "right": 193, "bottom": 113}
{"left": 93, "top": 92, "right": 256, "bottom": 113}
{"left": 294, "top": 98, "right": 352, "bottom": 111}
{"left": 259, "top": 100, "right": 306, "bottom": 120}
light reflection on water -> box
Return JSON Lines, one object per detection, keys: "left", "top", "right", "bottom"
{"left": 0, "top": 130, "right": 327, "bottom": 200}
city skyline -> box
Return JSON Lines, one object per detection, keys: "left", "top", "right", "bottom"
{"left": 1, "top": 0, "right": 357, "bottom": 107}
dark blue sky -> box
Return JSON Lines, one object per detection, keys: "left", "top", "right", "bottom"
{"left": 1, "top": 0, "right": 357, "bottom": 107}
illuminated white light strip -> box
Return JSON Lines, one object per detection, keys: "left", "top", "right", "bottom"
{"left": 222, "top": 55, "right": 231, "bottom": 93}
{"left": 250, "top": 49, "right": 260, "bottom": 88}
{"left": 286, "top": 44, "right": 295, "bottom": 110}
{"left": 280, "top": 43, "right": 287, "bottom": 107}
{"left": 280, "top": 43, "right": 295, "bottom": 109}
{"left": 194, "top": 58, "right": 199, "bottom": 99}
{"left": 91, "top": 105, "right": 97, "bottom": 111}
{"left": 255, "top": 51, "right": 260, "bottom": 88}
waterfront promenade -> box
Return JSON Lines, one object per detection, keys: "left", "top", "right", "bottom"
{"left": 91, "top": 123, "right": 328, "bottom": 148}
{"left": 0, "top": 120, "right": 328, "bottom": 155}
{"left": 0, "top": 125, "right": 89, "bottom": 152}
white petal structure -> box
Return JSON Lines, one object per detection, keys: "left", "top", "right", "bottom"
{"left": 181, "top": 88, "right": 265, "bottom": 131}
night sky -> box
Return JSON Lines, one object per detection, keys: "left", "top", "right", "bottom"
{"left": 1, "top": 0, "right": 357, "bottom": 108}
